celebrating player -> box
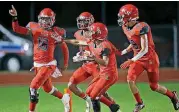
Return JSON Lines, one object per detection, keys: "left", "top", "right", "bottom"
{"left": 117, "top": 4, "right": 179, "bottom": 112}
{"left": 65, "top": 22, "right": 121, "bottom": 112}
{"left": 9, "top": 5, "right": 70, "bottom": 112}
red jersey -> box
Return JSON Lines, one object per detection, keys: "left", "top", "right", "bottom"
{"left": 74, "top": 30, "right": 98, "bottom": 73}
{"left": 88, "top": 40, "right": 118, "bottom": 75}
{"left": 27, "top": 22, "right": 65, "bottom": 63}
{"left": 74, "top": 30, "right": 90, "bottom": 51}
{"left": 122, "top": 22, "right": 159, "bottom": 63}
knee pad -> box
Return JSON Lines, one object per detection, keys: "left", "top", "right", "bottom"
{"left": 149, "top": 83, "right": 158, "bottom": 91}
{"left": 29, "top": 88, "right": 39, "bottom": 103}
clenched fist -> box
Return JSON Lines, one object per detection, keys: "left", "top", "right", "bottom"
{"left": 9, "top": 5, "right": 17, "bottom": 16}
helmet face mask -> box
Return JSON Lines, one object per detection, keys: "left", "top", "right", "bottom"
{"left": 117, "top": 15, "right": 125, "bottom": 26}
{"left": 38, "top": 8, "right": 55, "bottom": 29}
{"left": 76, "top": 12, "right": 94, "bottom": 30}
{"left": 38, "top": 16, "right": 54, "bottom": 29}
{"left": 77, "top": 18, "right": 92, "bottom": 29}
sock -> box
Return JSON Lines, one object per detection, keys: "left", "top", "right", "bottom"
{"left": 134, "top": 93, "right": 142, "bottom": 104}
{"left": 92, "top": 99, "right": 101, "bottom": 112}
{"left": 53, "top": 90, "right": 63, "bottom": 99}
{"left": 165, "top": 89, "right": 174, "bottom": 99}
{"left": 100, "top": 95, "right": 113, "bottom": 107}
{"left": 29, "top": 102, "right": 36, "bottom": 111}
{"left": 79, "top": 92, "right": 87, "bottom": 99}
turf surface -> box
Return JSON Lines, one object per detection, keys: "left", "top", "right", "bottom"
{"left": 0, "top": 83, "right": 179, "bottom": 112}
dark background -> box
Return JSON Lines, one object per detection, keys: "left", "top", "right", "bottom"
{"left": 0, "top": 1, "right": 178, "bottom": 69}
{"left": 0, "top": 1, "right": 177, "bottom": 28}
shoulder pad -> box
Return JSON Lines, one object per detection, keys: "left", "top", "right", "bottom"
{"left": 140, "top": 25, "right": 149, "bottom": 35}
{"left": 53, "top": 26, "right": 66, "bottom": 38}
{"left": 26, "top": 22, "right": 38, "bottom": 28}
{"left": 134, "top": 22, "right": 149, "bottom": 35}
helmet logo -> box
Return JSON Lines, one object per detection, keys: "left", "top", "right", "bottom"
{"left": 96, "top": 27, "right": 101, "bottom": 34}
{"left": 121, "top": 9, "right": 131, "bottom": 15}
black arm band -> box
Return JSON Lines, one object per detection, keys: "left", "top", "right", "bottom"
{"left": 12, "top": 16, "right": 18, "bottom": 22}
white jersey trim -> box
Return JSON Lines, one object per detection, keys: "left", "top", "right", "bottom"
{"left": 131, "top": 34, "right": 148, "bottom": 62}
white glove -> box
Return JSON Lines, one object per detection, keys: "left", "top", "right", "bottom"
{"left": 73, "top": 52, "right": 87, "bottom": 62}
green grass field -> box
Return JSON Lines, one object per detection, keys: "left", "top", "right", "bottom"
{"left": 0, "top": 83, "right": 179, "bottom": 112}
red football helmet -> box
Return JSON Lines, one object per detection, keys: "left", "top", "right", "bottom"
{"left": 88, "top": 22, "right": 108, "bottom": 40}
{"left": 76, "top": 12, "right": 94, "bottom": 29}
{"left": 118, "top": 4, "right": 139, "bottom": 26}
{"left": 38, "top": 8, "right": 56, "bottom": 29}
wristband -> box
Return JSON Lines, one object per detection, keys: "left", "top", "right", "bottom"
{"left": 121, "top": 49, "right": 128, "bottom": 55}
{"left": 12, "top": 16, "right": 18, "bottom": 22}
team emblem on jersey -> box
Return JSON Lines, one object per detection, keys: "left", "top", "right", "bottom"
{"left": 38, "top": 37, "right": 48, "bottom": 51}
{"left": 51, "top": 32, "right": 62, "bottom": 42}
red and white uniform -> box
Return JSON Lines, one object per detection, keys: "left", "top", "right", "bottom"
{"left": 69, "top": 30, "right": 99, "bottom": 84}
{"left": 122, "top": 22, "right": 159, "bottom": 81}
{"left": 86, "top": 40, "right": 118, "bottom": 99}
{"left": 27, "top": 22, "right": 65, "bottom": 63}
{"left": 12, "top": 21, "right": 69, "bottom": 90}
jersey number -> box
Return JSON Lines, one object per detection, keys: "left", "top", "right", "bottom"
{"left": 38, "top": 37, "right": 48, "bottom": 51}
{"left": 129, "top": 40, "right": 139, "bottom": 49}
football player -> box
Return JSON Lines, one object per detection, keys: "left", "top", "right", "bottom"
{"left": 9, "top": 5, "right": 70, "bottom": 112}
{"left": 118, "top": 4, "right": 179, "bottom": 112}
{"left": 65, "top": 22, "right": 121, "bottom": 112}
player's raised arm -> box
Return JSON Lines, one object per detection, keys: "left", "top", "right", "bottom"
{"left": 9, "top": 5, "right": 31, "bottom": 35}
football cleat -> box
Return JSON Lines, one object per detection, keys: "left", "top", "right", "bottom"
{"left": 171, "top": 91, "right": 179, "bottom": 110}
{"left": 61, "top": 93, "right": 70, "bottom": 112}
{"left": 85, "top": 96, "right": 93, "bottom": 112}
{"left": 109, "top": 104, "right": 121, "bottom": 112}
{"left": 133, "top": 102, "right": 145, "bottom": 112}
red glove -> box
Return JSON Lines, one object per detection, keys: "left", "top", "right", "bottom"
{"left": 120, "top": 59, "right": 134, "bottom": 69}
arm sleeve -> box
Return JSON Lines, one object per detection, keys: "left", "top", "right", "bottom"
{"left": 12, "top": 18, "right": 29, "bottom": 35}
{"left": 60, "top": 42, "right": 69, "bottom": 66}
{"left": 140, "top": 26, "right": 149, "bottom": 35}
{"left": 131, "top": 34, "right": 148, "bottom": 61}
